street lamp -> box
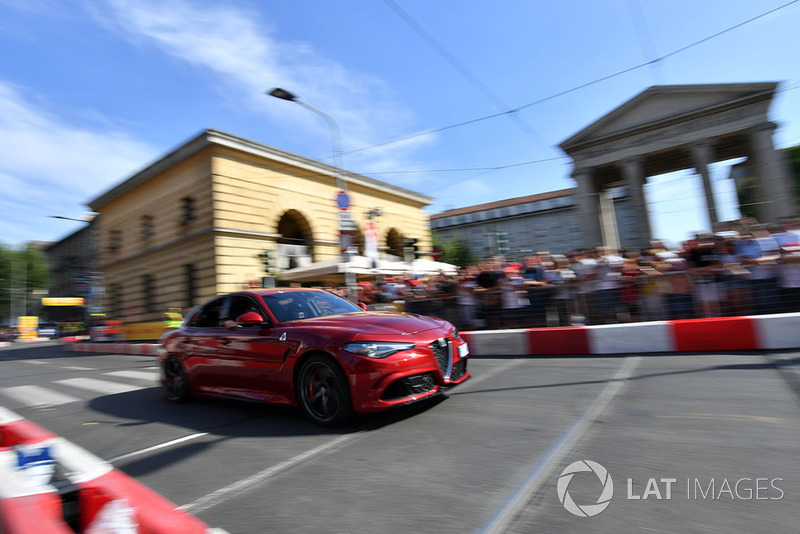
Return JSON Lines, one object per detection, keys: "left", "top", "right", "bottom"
{"left": 266, "top": 88, "right": 345, "bottom": 191}
{"left": 267, "top": 87, "right": 357, "bottom": 299}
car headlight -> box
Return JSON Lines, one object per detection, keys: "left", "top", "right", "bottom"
{"left": 342, "top": 342, "right": 415, "bottom": 359}
{"left": 451, "top": 326, "right": 460, "bottom": 339}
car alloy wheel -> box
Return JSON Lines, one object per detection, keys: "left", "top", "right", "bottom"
{"left": 164, "top": 356, "right": 190, "bottom": 402}
{"left": 297, "top": 356, "right": 352, "bottom": 426}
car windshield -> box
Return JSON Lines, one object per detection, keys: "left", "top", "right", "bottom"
{"left": 262, "top": 290, "right": 361, "bottom": 322}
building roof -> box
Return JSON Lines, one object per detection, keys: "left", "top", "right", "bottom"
{"left": 89, "top": 129, "right": 433, "bottom": 210}
{"left": 430, "top": 188, "right": 575, "bottom": 219}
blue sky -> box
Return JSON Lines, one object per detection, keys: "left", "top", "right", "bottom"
{"left": 1, "top": 0, "right": 798, "bottom": 249}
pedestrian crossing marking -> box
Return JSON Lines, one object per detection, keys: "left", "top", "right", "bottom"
{"left": 54, "top": 377, "right": 143, "bottom": 395}
{"left": 0, "top": 385, "right": 81, "bottom": 407}
{"left": 104, "top": 370, "right": 158, "bottom": 382}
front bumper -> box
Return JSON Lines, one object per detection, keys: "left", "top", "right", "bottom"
{"left": 344, "top": 338, "right": 470, "bottom": 414}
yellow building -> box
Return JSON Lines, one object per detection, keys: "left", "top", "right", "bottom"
{"left": 88, "top": 129, "right": 432, "bottom": 326}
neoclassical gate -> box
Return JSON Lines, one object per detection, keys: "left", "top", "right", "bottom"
{"left": 559, "top": 82, "right": 794, "bottom": 250}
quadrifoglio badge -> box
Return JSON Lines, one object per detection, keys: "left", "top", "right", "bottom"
{"left": 558, "top": 460, "right": 784, "bottom": 518}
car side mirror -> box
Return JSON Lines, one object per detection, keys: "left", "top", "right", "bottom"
{"left": 235, "top": 311, "right": 265, "bottom": 326}
{"left": 358, "top": 302, "right": 368, "bottom": 311}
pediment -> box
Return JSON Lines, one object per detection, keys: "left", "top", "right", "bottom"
{"left": 560, "top": 82, "right": 777, "bottom": 151}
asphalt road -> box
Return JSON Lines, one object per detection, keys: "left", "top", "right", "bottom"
{"left": 1, "top": 343, "right": 799, "bottom": 533}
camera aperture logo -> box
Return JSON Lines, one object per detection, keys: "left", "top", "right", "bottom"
{"left": 557, "top": 460, "right": 614, "bottom": 517}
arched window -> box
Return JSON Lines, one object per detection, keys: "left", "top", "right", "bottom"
{"left": 276, "top": 210, "right": 314, "bottom": 268}
{"left": 385, "top": 228, "right": 404, "bottom": 259}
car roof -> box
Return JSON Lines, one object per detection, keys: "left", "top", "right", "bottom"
{"left": 243, "top": 288, "right": 329, "bottom": 297}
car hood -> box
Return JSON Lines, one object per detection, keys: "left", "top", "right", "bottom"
{"left": 287, "top": 312, "right": 448, "bottom": 336}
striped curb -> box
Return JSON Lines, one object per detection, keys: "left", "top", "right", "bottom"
{"left": 0, "top": 407, "right": 225, "bottom": 534}
{"left": 461, "top": 312, "right": 800, "bottom": 356}
{"left": 60, "top": 313, "right": 800, "bottom": 358}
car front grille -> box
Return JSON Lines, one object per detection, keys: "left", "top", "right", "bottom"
{"left": 382, "top": 372, "right": 437, "bottom": 401}
{"left": 450, "top": 358, "right": 467, "bottom": 381}
{"left": 430, "top": 338, "right": 453, "bottom": 380}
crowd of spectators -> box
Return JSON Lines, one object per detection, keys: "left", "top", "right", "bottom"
{"left": 350, "top": 221, "right": 800, "bottom": 331}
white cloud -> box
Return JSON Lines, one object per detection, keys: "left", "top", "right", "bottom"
{"left": 90, "top": 0, "right": 431, "bottom": 161}
{"left": 0, "top": 81, "right": 156, "bottom": 245}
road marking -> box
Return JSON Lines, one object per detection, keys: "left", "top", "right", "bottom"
{"left": 0, "top": 385, "right": 81, "bottom": 407}
{"left": 55, "top": 377, "right": 143, "bottom": 395}
{"left": 181, "top": 432, "right": 366, "bottom": 515}
{"left": 107, "top": 432, "right": 210, "bottom": 463}
{"left": 657, "top": 413, "right": 779, "bottom": 423}
{"left": 105, "top": 370, "right": 159, "bottom": 382}
{"left": 20, "top": 359, "right": 48, "bottom": 365}
{"left": 479, "top": 356, "right": 641, "bottom": 534}
{"left": 62, "top": 366, "right": 95, "bottom": 371}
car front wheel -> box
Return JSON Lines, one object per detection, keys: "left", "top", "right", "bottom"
{"left": 163, "top": 355, "right": 191, "bottom": 402}
{"left": 297, "top": 356, "right": 352, "bottom": 426}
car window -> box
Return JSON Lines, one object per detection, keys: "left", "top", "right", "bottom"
{"left": 189, "top": 297, "right": 226, "bottom": 328}
{"left": 228, "top": 296, "right": 264, "bottom": 322}
{"left": 263, "top": 291, "right": 360, "bottom": 322}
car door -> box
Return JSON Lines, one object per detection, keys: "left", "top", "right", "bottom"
{"left": 180, "top": 296, "right": 229, "bottom": 392}
{"left": 216, "top": 295, "right": 291, "bottom": 401}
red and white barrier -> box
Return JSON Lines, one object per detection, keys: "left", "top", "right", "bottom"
{"left": 0, "top": 407, "right": 225, "bottom": 534}
{"left": 461, "top": 312, "right": 800, "bottom": 356}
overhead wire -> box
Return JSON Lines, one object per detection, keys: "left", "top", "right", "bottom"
{"left": 356, "top": 82, "right": 800, "bottom": 178}
{"left": 345, "top": 0, "right": 800, "bottom": 160}
{"left": 382, "top": 0, "right": 545, "bottom": 143}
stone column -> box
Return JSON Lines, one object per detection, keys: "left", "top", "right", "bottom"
{"left": 689, "top": 142, "right": 719, "bottom": 227}
{"left": 572, "top": 166, "right": 602, "bottom": 249}
{"left": 749, "top": 122, "right": 795, "bottom": 223}
{"left": 620, "top": 157, "right": 652, "bottom": 250}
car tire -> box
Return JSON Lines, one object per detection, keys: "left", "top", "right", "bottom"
{"left": 163, "top": 355, "right": 191, "bottom": 403}
{"left": 297, "top": 355, "right": 353, "bottom": 427}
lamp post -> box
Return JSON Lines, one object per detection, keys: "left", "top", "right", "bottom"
{"left": 267, "top": 88, "right": 345, "bottom": 190}
{"left": 49, "top": 214, "right": 101, "bottom": 325}
{"left": 268, "top": 87, "right": 358, "bottom": 300}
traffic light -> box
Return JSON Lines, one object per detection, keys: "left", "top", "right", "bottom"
{"left": 258, "top": 250, "right": 271, "bottom": 273}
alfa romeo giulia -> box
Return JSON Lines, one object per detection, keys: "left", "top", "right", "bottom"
{"left": 158, "top": 288, "right": 470, "bottom": 426}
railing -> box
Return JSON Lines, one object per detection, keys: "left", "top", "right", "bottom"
{"left": 392, "top": 272, "right": 798, "bottom": 331}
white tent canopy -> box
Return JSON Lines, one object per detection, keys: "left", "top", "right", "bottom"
{"left": 279, "top": 255, "right": 458, "bottom": 283}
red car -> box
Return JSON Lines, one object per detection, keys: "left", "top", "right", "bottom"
{"left": 158, "top": 288, "right": 470, "bottom": 426}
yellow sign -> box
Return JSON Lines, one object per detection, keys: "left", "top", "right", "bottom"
{"left": 41, "top": 297, "right": 85, "bottom": 306}
{"left": 124, "top": 321, "right": 169, "bottom": 341}
{"left": 18, "top": 316, "right": 38, "bottom": 339}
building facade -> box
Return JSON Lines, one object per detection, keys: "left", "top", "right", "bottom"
{"left": 88, "top": 129, "right": 433, "bottom": 324}
{"left": 431, "top": 188, "right": 637, "bottom": 259}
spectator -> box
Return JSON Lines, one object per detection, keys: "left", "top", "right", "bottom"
{"left": 455, "top": 267, "right": 481, "bottom": 329}
{"left": 778, "top": 246, "right": 800, "bottom": 313}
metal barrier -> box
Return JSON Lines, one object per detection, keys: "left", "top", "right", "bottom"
{"left": 397, "top": 272, "right": 799, "bottom": 330}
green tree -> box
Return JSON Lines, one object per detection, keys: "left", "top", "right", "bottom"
{"left": 432, "top": 233, "right": 477, "bottom": 268}
{"left": 0, "top": 244, "right": 51, "bottom": 323}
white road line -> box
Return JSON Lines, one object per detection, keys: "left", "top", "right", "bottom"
{"left": 104, "top": 370, "right": 158, "bottom": 382}
{"left": 62, "top": 366, "right": 95, "bottom": 371}
{"left": 107, "top": 433, "right": 210, "bottom": 463}
{"left": 20, "top": 360, "right": 48, "bottom": 365}
{"left": 0, "top": 385, "right": 81, "bottom": 407}
{"left": 54, "top": 377, "right": 143, "bottom": 395}
{"left": 479, "top": 356, "right": 642, "bottom": 534}
{"left": 181, "top": 432, "right": 366, "bottom": 515}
